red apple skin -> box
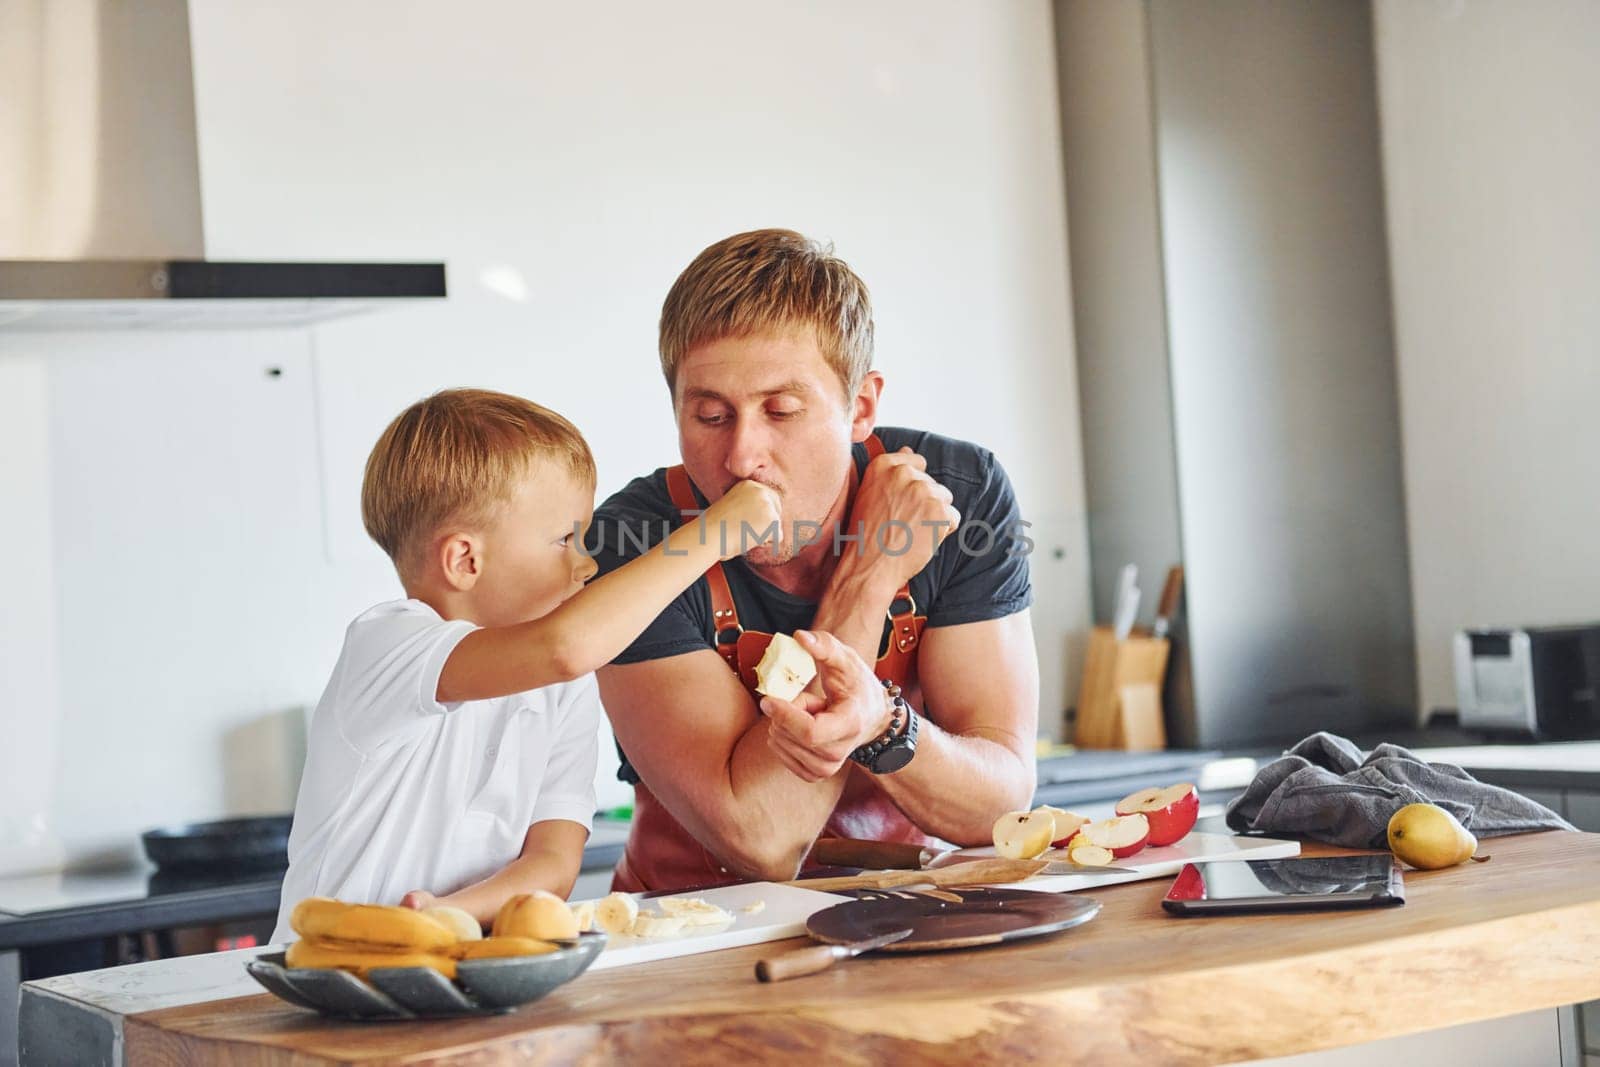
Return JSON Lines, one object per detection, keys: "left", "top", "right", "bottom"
{"left": 1115, "top": 784, "right": 1200, "bottom": 847}
{"left": 1051, "top": 830, "right": 1081, "bottom": 849}
{"left": 1081, "top": 814, "right": 1150, "bottom": 858}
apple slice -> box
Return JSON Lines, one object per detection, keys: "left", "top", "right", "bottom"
{"left": 1034, "top": 805, "right": 1091, "bottom": 848}
{"left": 1066, "top": 842, "right": 1115, "bottom": 867}
{"left": 1076, "top": 813, "right": 1150, "bottom": 858}
{"left": 1114, "top": 782, "right": 1199, "bottom": 847}
{"left": 992, "top": 809, "right": 1055, "bottom": 860}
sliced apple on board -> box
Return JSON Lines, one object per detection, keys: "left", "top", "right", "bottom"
{"left": 1076, "top": 813, "right": 1151, "bottom": 858}
{"left": 992, "top": 809, "right": 1056, "bottom": 860}
{"left": 1114, "top": 782, "right": 1199, "bottom": 847}
{"left": 1034, "top": 805, "right": 1091, "bottom": 848}
{"left": 1066, "top": 842, "right": 1116, "bottom": 867}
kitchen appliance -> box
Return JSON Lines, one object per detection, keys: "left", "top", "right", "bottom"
{"left": 1454, "top": 624, "right": 1600, "bottom": 739}
{"left": 0, "top": 0, "right": 445, "bottom": 328}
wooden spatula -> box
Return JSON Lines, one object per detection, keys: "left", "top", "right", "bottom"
{"left": 784, "top": 857, "right": 1049, "bottom": 893}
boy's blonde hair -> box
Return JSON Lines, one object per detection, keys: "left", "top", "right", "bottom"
{"left": 361, "top": 388, "right": 595, "bottom": 575}
{"left": 658, "top": 228, "right": 875, "bottom": 399}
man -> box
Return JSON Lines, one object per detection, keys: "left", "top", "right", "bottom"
{"left": 590, "top": 229, "right": 1040, "bottom": 891}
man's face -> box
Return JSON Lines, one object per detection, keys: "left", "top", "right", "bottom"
{"left": 675, "top": 329, "right": 872, "bottom": 568}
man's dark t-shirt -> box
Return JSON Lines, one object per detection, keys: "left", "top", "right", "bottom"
{"left": 586, "top": 426, "right": 1033, "bottom": 784}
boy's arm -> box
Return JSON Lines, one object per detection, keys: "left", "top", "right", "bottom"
{"left": 401, "top": 819, "right": 590, "bottom": 925}
{"left": 438, "top": 482, "right": 777, "bottom": 703}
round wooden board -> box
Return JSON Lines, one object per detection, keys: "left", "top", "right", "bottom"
{"left": 806, "top": 888, "right": 1101, "bottom": 951}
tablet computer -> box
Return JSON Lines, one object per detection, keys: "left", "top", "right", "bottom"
{"left": 1162, "top": 854, "right": 1405, "bottom": 916}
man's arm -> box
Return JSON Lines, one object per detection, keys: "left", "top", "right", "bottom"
{"left": 597, "top": 651, "right": 848, "bottom": 882}
{"left": 400, "top": 819, "right": 590, "bottom": 925}
{"left": 761, "top": 614, "right": 1038, "bottom": 845}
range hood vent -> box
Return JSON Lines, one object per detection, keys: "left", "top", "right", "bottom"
{"left": 0, "top": 0, "right": 445, "bottom": 329}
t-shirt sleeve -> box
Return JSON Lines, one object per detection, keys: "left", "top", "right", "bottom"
{"left": 586, "top": 491, "right": 712, "bottom": 665}
{"left": 530, "top": 674, "right": 602, "bottom": 830}
{"left": 926, "top": 448, "right": 1034, "bottom": 628}
{"left": 335, "top": 606, "right": 476, "bottom": 754}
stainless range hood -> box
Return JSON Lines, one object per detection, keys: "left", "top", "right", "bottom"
{"left": 0, "top": 0, "right": 445, "bottom": 329}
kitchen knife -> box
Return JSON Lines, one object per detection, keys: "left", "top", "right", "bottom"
{"left": 1152, "top": 564, "right": 1184, "bottom": 639}
{"left": 1112, "top": 563, "right": 1140, "bottom": 640}
{"left": 754, "top": 927, "right": 913, "bottom": 983}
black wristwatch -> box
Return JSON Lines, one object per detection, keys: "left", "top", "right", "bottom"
{"left": 850, "top": 680, "right": 919, "bottom": 774}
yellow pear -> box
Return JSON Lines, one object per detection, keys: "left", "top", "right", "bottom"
{"left": 1386, "top": 803, "right": 1477, "bottom": 870}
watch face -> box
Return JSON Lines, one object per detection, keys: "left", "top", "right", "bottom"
{"left": 873, "top": 741, "right": 915, "bottom": 774}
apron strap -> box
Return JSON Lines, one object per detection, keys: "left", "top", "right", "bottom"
{"left": 662, "top": 432, "right": 919, "bottom": 682}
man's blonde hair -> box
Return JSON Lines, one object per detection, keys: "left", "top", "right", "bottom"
{"left": 658, "top": 229, "right": 875, "bottom": 398}
{"left": 361, "top": 388, "right": 595, "bottom": 575}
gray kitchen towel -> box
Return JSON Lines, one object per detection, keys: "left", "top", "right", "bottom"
{"left": 1225, "top": 731, "right": 1574, "bottom": 848}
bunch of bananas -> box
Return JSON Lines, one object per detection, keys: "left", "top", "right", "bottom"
{"left": 285, "top": 894, "right": 574, "bottom": 977}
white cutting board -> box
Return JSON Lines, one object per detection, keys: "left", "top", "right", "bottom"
{"left": 951, "top": 832, "right": 1302, "bottom": 893}
{"left": 578, "top": 880, "right": 850, "bottom": 970}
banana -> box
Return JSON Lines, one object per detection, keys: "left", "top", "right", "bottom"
{"left": 595, "top": 892, "right": 639, "bottom": 935}
{"left": 753, "top": 633, "right": 817, "bottom": 702}
{"left": 657, "top": 897, "right": 733, "bottom": 926}
{"left": 571, "top": 900, "right": 596, "bottom": 933}
{"left": 452, "top": 936, "right": 559, "bottom": 960}
{"left": 423, "top": 905, "right": 483, "bottom": 942}
{"left": 628, "top": 913, "right": 688, "bottom": 938}
{"left": 492, "top": 891, "right": 579, "bottom": 941}
{"left": 285, "top": 937, "right": 457, "bottom": 978}
{"left": 289, "top": 898, "right": 457, "bottom": 952}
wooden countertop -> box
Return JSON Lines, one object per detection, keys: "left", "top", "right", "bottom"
{"left": 122, "top": 832, "right": 1600, "bottom": 1065}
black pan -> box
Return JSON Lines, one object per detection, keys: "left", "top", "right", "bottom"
{"left": 141, "top": 814, "right": 293, "bottom": 871}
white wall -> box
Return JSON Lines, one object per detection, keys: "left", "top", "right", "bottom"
{"left": 0, "top": 0, "right": 1089, "bottom": 874}
{"left": 1374, "top": 0, "right": 1600, "bottom": 713}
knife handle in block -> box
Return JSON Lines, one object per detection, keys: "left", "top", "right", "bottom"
{"left": 755, "top": 944, "right": 843, "bottom": 983}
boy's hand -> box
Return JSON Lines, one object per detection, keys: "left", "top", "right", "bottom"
{"left": 704, "top": 479, "right": 782, "bottom": 561}
{"left": 400, "top": 889, "right": 438, "bottom": 910}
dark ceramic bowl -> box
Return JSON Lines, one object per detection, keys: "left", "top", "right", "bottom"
{"left": 245, "top": 931, "right": 607, "bottom": 1019}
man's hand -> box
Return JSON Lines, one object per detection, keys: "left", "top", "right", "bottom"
{"left": 761, "top": 630, "right": 894, "bottom": 782}
{"left": 839, "top": 446, "right": 961, "bottom": 592}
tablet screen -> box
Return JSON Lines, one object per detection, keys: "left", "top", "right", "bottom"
{"left": 1164, "top": 854, "right": 1404, "bottom": 914}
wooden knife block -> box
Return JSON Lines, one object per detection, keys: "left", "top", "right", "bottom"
{"left": 1072, "top": 625, "right": 1170, "bottom": 750}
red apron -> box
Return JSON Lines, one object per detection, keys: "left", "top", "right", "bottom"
{"left": 612, "top": 434, "right": 931, "bottom": 892}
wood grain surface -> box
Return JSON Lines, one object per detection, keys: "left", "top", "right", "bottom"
{"left": 123, "top": 832, "right": 1600, "bottom": 1065}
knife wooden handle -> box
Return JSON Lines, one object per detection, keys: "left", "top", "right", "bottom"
{"left": 755, "top": 944, "right": 842, "bottom": 983}
{"left": 1155, "top": 565, "right": 1184, "bottom": 622}
{"left": 786, "top": 858, "right": 1046, "bottom": 893}
{"left": 809, "top": 839, "right": 932, "bottom": 870}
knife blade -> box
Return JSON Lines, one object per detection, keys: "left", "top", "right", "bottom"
{"left": 811, "top": 838, "right": 1137, "bottom": 877}
{"left": 754, "top": 927, "right": 913, "bottom": 982}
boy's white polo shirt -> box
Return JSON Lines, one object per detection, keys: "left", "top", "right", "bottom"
{"left": 272, "top": 599, "right": 600, "bottom": 942}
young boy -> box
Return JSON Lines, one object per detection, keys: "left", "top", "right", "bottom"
{"left": 271, "top": 388, "right": 778, "bottom": 941}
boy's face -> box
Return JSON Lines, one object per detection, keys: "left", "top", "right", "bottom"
{"left": 473, "top": 463, "right": 597, "bottom": 627}
{"left": 674, "top": 328, "right": 876, "bottom": 568}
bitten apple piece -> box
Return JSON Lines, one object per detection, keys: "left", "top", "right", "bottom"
{"left": 1035, "top": 805, "right": 1091, "bottom": 848}
{"left": 753, "top": 633, "right": 817, "bottom": 702}
{"left": 993, "top": 809, "right": 1055, "bottom": 860}
{"left": 1076, "top": 813, "right": 1151, "bottom": 858}
{"left": 1114, "top": 782, "right": 1200, "bottom": 847}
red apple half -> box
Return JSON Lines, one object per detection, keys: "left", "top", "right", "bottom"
{"left": 1114, "top": 782, "right": 1199, "bottom": 847}
{"left": 1034, "top": 805, "right": 1091, "bottom": 848}
{"left": 1076, "top": 813, "right": 1150, "bottom": 858}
